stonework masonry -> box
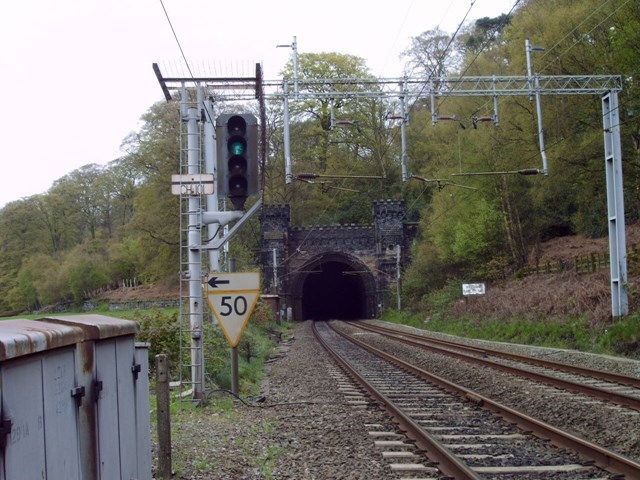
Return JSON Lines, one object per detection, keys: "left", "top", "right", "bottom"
{"left": 259, "top": 200, "right": 415, "bottom": 320}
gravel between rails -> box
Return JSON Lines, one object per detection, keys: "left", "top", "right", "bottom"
{"left": 165, "top": 320, "right": 640, "bottom": 479}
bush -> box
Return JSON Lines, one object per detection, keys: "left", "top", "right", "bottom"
{"left": 419, "top": 279, "right": 463, "bottom": 316}
{"left": 134, "top": 307, "right": 180, "bottom": 377}
{"left": 133, "top": 301, "right": 284, "bottom": 396}
{"left": 600, "top": 315, "right": 640, "bottom": 356}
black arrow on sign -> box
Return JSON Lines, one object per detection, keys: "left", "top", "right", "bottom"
{"left": 208, "top": 276, "right": 230, "bottom": 288}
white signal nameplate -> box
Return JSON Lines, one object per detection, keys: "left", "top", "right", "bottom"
{"left": 205, "top": 272, "right": 260, "bottom": 347}
{"left": 171, "top": 174, "right": 214, "bottom": 196}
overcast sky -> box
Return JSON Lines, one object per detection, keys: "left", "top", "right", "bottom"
{"left": 0, "top": 0, "right": 515, "bottom": 208}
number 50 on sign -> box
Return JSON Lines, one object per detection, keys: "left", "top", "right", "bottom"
{"left": 205, "top": 272, "right": 261, "bottom": 347}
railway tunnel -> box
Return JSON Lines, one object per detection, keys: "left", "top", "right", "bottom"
{"left": 260, "top": 201, "right": 410, "bottom": 321}
{"left": 291, "top": 253, "right": 378, "bottom": 321}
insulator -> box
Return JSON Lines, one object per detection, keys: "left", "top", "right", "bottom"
{"left": 296, "top": 172, "right": 318, "bottom": 180}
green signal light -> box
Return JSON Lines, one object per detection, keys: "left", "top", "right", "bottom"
{"left": 230, "top": 141, "right": 245, "bottom": 155}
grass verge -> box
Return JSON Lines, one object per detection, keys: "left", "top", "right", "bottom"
{"left": 382, "top": 308, "right": 640, "bottom": 358}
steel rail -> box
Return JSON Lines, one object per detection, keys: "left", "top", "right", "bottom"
{"left": 311, "top": 321, "right": 481, "bottom": 480}
{"left": 347, "top": 321, "right": 640, "bottom": 411}
{"left": 350, "top": 321, "right": 640, "bottom": 388}
{"left": 328, "top": 321, "right": 640, "bottom": 479}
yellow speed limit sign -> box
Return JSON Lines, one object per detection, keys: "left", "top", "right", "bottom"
{"left": 205, "top": 272, "right": 260, "bottom": 347}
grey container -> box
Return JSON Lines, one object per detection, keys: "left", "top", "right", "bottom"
{"left": 0, "top": 315, "right": 151, "bottom": 480}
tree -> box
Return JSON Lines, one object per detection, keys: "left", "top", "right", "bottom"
{"left": 53, "top": 164, "right": 110, "bottom": 240}
{"left": 6, "top": 254, "right": 54, "bottom": 310}
{"left": 458, "top": 14, "right": 513, "bottom": 57}
{"left": 126, "top": 101, "right": 181, "bottom": 283}
{"left": 105, "top": 156, "right": 142, "bottom": 234}
{"left": 401, "top": 28, "right": 460, "bottom": 78}
{"left": 276, "top": 52, "right": 396, "bottom": 225}
{"left": 62, "top": 244, "right": 112, "bottom": 302}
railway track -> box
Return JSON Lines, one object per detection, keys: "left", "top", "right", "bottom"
{"left": 345, "top": 320, "right": 640, "bottom": 411}
{"left": 312, "top": 320, "right": 640, "bottom": 479}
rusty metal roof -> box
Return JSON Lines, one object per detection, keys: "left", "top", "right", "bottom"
{"left": 40, "top": 314, "right": 138, "bottom": 340}
{"left": 0, "top": 319, "right": 85, "bottom": 361}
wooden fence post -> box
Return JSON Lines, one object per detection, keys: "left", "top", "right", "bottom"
{"left": 156, "top": 354, "right": 172, "bottom": 479}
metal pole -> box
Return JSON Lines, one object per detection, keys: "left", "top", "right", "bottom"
{"left": 533, "top": 75, "right": 548, "bottom": 174}
{"left": 400, "top": 78, "right": 408, "bottom": 182}
{"left": 430, "top": 78, "right": 437, "bottom": 125}
{"left": 526, "top": 39, "right": 534, "bottom": 100}
{"left": 231, "top": 347, "right": 239, "bottom": 397}
{"left": 203, "top": 96, "right": 221, "bottom": 273}
{"left": 283, "top": 81, "right": 292, "bottom": 183}
{"left": 229, "top": 258, "right": 239, "bottom": 396}
{"left": 186, "top": 87, "right": 204, "bottom": 401}
{"left": 602, "top": 91, "right": 628, "bottom": 316}
{"left": 396, "top": 244, "right": 402, "bottom": 311}
{"left": 292, "top": 36, "right": 299, "bottom": 100}
{"left": 526, "top": 39, "right": 549, "bottom": 174}
{"left": 272, "top": 248, "right": 278, "bottom": 291}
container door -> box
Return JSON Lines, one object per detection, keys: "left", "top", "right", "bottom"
{"left": 42, "top": 348, "right": 81, "bottom": 479}
{"left": 0, "top": 373, "right": 3, "bottom": 480}
{"left": 96, "top": 337, "right": 138, "bottom": 480}
{"left": 116, "top": 338, "right": 137, "bottom": 480}
{"left": 134, "top": 345, "right": 152, "bottom": 480}
{"left": 2, "top": 356, "right": 46, "bottom": 479}
{"left": 95, "top": 340, "right": 119, "bottom": 480}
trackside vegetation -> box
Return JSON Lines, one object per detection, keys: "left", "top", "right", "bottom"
{"left": 123, "top": 302, "right": 283, "bottom": 394}
{"left": 383, "top": 285, "right": 640, "bottom": 358}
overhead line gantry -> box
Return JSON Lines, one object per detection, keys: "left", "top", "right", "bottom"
{"left": 153, "top": 40, "right": 627, "bottom": 327}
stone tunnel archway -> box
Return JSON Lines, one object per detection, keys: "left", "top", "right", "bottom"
{"left": 289, "top": 252, "right": 378, "bottom": 321}
{"left": 260, "top": 201, "right": 414, "bottom": 322}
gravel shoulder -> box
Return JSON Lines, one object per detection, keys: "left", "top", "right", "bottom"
{"left": 169, "top": 320, "right": 399, "bottom": 479}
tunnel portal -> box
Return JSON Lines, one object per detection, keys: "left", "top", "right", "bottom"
{"left": 301, "top": 261, "right": 366, "bottom": 320}
{"left": 259, "top": 201, "right": 413, "bottom": 321}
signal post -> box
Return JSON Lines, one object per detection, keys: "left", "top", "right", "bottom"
{"left": 166, "top": 77, "right": 263, "bottom": 401}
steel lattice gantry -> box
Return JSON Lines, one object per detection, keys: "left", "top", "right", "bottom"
{"left": 153, "top": 61, "right": 628, "bottom": 318}
{"left": 268, "top": 72, "right": 626, "bottom": 317}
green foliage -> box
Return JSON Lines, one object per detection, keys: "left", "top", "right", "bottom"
{"left": 380, "top": 309, "right": 424, "bottom": 329}
{"left": 600, "top": 315, "right": 640, "bottom": 356}
{"left": 211, "top": 311, "right": 280, "bottom": 395}
{"left": 383, "top": 297, "right": 640, "bottom": 358}
{"left": 398, "top": 313, "right": 605, "bottom": 353}
{"left": 202, "top": 321, "right": 234, "bottom": 386}
{"left": 62, "top": 245, "right": 112, "bottom": 302}
{"left": 133, "top": 308, "right": 181, "bottom": 376}
{"left": 131, "top": 302, "right": 281, "bottom": 395}
{"left": 7, "top": 254, "right": 45, "bottom": 310}
{"left": 451, "top": 198, "right": 502, "bottom": 265}
{"left": 107, "top": 237, "right": 143, "bottom": 282}
{"left": 419, "top": 280, "right": 464, "bottom": 318}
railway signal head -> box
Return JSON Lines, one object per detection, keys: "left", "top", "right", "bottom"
{"left": 216, "top": 113, "right": 259, "bottom": 210}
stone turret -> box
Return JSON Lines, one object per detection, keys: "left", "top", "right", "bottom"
{"left": 373, "top": 200, "right": 406, "bottom": 254}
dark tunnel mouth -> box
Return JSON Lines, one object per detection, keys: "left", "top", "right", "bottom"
{"left": 301, "top": 260, "right": 367, "bottom": 321}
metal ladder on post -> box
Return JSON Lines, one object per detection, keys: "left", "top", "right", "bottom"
{"left": 177, "top": 92, "right": 206, "bottom": 405}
